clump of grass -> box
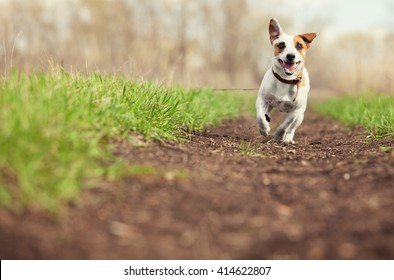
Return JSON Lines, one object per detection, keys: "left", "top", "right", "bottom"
{"left": 127, "top": 165, "right": 188, "bottom": 179}
{"left": 0, "top": 69, "right": 254, "bottom": 211}
{"left": 315, "top": 96, "right": 394, "bottom": 138}
{"left": 239, "top": 140, "right": 260, "bottom": 157}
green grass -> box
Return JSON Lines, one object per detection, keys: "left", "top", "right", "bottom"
{"left": 127, "top": 165, "right": 188, "bottom": 179}
{"left": 315, "top": 96, "right": 394, "bottom": 138}
{"left": 0, "top": 69, "right": 254, "bottom": 211}
{"left": 239, "top": 140, "right": 260, "bottom": 157}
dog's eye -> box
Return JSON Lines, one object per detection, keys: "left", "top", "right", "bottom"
{"left": 278, "top": 42, "right": 286, "bottom": 49}
{"left": 296, "top": 43, "right": 303, "bottom": 50}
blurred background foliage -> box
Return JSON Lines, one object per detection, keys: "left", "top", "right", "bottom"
{"left": 1, "top": 0, "right": 394, "bottom": 93}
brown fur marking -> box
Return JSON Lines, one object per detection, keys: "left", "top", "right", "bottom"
{"left": 299, "top": 33, "right": 317, "bottom": 49}
{"left": 294, "top": 36, "right": 308, "bottom": 59}
{"left": 274, "top": 43, "right": 285, "bottom": 56}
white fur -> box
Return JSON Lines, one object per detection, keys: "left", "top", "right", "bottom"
{"left": 256, "top": 19, "right": 315, "bottom": 144}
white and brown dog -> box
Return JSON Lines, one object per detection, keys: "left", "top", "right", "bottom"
{"left": 256, "top": 18, "right": 316, "bottom": 144}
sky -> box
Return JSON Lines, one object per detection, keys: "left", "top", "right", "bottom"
{"left": 327, "top": 0, "right": 393, "bottom": 33}
{"left": 264, "top": 0, "right": 394, "bottom": 37}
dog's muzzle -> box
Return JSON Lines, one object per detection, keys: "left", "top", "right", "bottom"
{"left": 278, "top": 59, "right": 301, "bottom": 75}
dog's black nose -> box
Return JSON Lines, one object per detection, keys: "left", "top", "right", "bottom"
{"left": 286, "top": 53, "right": 296, "bottom": 62}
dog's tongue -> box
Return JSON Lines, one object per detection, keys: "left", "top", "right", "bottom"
{"left": 284, "top": 62, "right": 296, "bottom": 71}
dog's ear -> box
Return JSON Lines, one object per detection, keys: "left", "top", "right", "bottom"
{"left": 269, "top": 18, "right": 283, "bottom": 45}
{"left": 300, "top": 33, "right": 317, "bottom": 48}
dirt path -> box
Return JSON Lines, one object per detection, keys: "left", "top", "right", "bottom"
{"left": 1, "top": 109, "right": 393, "bottom": 260}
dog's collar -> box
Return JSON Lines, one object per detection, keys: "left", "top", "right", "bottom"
{"left": 271, "top": 68, "right": 302, "bottom": 85}
{"left": 271, "top": 67, "right": 303, "bottom": 102}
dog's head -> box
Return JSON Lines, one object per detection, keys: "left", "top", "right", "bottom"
{"left": 269, "top": 18, "right": 316, "bottom": 77}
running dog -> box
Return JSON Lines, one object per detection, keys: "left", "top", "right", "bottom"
{"left": 256, "top": 18, "right": 316, "bottom": 144}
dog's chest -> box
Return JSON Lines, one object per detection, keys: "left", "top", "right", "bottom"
{"left": 265, "top": 93, "right": 297, "bottom": 112}
{"left": 264, "top": 84, "right": 299, "bottom": 112}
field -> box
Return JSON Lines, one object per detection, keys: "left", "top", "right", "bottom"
{"left": 315, "top": 96, "right": 394, "bottom": 138}
{"left": 0, "top": 70, "right": 253, "bottom": 211}
{"left": 0, "top": 71, "right": 393, "bottom": 259}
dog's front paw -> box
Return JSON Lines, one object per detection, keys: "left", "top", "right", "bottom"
{"left": 282, "top": 135, "right": 295, "bottom": 144}
{"left": 274, "top": 137, "right": 294, "bottom": 144}
{"left": 274, "top": 130, "right": 295, "bottom": 144}
{"left": 259, "top": 125, "right": 270, "bottom": 137}
{"left": 283, "top": 139, "right": 295, "bottom": 144}
{"left": 273, "top": 129, "right": 285, "bottom": 143}
{"left": 257, "top": 118, "right": 270, "bottom": 137}
{"left": 259, "top": 127, "right": 270, "bottom": 137}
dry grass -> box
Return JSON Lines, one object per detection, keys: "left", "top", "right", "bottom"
{"left": 1, "top": 0, "right": 394, "bottom": 94}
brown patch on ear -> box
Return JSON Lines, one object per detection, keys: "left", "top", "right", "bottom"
{"left": 299, "top": 33, "right": 317, "bottom": 48}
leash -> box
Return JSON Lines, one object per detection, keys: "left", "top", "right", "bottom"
{"left": 197, "top": 68, "right": 303, "bottom": 101}
{"left": 210, "top": 88, "right": 259, "bottom": 92}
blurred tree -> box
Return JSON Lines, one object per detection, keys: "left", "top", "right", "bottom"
{"left": 221, "top": 0, "right": 247, "bottom": 82}
{"left": 199, "top": 0, "right": 219, "bottom": 69}
{"left": 68, "top": 0, "right": 135, "bottom": 69}
{"left": 2, "top": 1, "right": 58, "bottom": 71}
{"left": 177, "top": 0, "right": 189, "bottom": 75}
{"left": 2, "top": 0, "right": 392, "bottom": 93}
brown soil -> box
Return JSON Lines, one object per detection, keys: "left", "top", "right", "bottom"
{"left": 1, "top": 109, "right": 393, "bottom": 260}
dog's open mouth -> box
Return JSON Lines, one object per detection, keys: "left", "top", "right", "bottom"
{"left": 278, "top": 59, "right": 301, "bottom": 75}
